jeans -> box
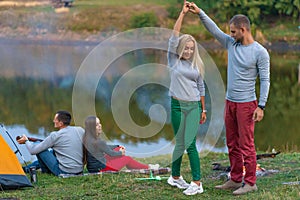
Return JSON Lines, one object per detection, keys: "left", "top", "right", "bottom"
{"left": 36, "top": 149, "right": 69, "bottom": 176}
{"left": 171, "top": 97, "right": 201, "bottom": 181}
{"left": 23, "top": 160, "right": 40, "bottom": 173}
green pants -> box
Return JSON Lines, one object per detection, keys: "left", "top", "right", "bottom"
{"left": 171, "top": 97, "right": 201, "bottom": 181}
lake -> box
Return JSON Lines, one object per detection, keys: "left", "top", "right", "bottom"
{"left": 0, "top": 28, "right": 299, "bottom": 163}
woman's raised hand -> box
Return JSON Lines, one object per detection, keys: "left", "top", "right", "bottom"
{"left": 182, "top": 0, "right": 190, "bottom": 14}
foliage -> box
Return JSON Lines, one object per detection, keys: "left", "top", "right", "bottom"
{"left": 129, "top": 12, "right": 159, "bottom": 28}
{"left": 210, "top": 0, "right": 272, "bottom": 24}
{"left": 0, "top": 0, "right": 299, "bottom": 43}
{"left": 259, "top": 17, "right": 300, "bottom": 43}
{"left": 166, "top": 0, "right": 183, "bottom": 19}
{"left": 274, "top": 0, "right": 300, "bottom": 19}
{"left": 166, "top": 4, "right": 181, "bottom": 19}
{"left": 182, "top": 25, "right": 215, "bottom": 41}
{"left": 198, "top": 0, "right": 299, "bottom": 25}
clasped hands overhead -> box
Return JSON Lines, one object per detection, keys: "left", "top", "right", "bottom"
{"left": 182, "top": 1, "right": 201, "bottom": 15}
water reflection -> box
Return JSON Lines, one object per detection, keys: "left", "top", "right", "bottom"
{"left": 0, "top": 38, "right": 299, "bottom": 163}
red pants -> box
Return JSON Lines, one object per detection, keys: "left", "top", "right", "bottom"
{"left": 100, "top": 147, "right": 148, "bottom": 172}
{"left": 225, "top": 100, "right": 257, "bottom": 185}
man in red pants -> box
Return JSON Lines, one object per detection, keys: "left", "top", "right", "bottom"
{"left": 188, "top": 2, "right": 270, "bottom": 195}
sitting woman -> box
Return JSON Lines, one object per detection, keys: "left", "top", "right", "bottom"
{"left": 83, "top": 116, "right": 158, "bottom": 173}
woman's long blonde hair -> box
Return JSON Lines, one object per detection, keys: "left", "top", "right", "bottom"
{"left": 176, "top": 34, "right": 205, "bottom": 78}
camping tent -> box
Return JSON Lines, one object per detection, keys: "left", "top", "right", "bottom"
{"left": 0, "top": 134, "right": 32, "bottom": 190}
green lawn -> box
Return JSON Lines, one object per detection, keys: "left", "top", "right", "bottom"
{"left": 1, "top": 152, "right": 299, "bottom": 199}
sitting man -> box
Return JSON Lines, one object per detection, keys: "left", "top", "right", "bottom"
{"left": 17, "top": 110, "right": 84, "bottom": 176}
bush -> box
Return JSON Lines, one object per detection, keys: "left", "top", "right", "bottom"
{"left": 275, "top": 0, "right": 300, "bottom": 19}
{"left": 200, "top": 0, "right": 299, "bottom": 25}
{"left": 166, "top": 4, "right": 181, "bottom": 19}
{"left": 129, "top": 12, "right": 158, "bottom": 28}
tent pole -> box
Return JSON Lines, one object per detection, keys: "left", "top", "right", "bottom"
{"left": 0, "top": 124, "right": 29, "bottom": 167}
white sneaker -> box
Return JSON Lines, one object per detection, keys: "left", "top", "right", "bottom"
{"left": 148, "top": 164, "right": 160, "bottom": 170}
{"left": 183, "top": 181, "right": 204, "bottom": 195}
{"left": 167, "top": 176, "right": 190, "bottom": 189}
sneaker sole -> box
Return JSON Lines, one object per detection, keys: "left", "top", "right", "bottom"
{"left": 233, "top": 187, "right": 258, "bottom": 195}
{"left": 167, "top": 181, "right": 189, "bottom": 189}
{"left": 215, "top": 186, "right": 241, "bottom": 190}
{"left": 183, "top": 190, "right": 203, "bottom": 195}
{"left": 233, "top": 189, "right": 257, "bottom": 195}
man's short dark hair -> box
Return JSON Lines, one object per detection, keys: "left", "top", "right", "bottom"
{"left": 56, "top": 110, "right": 71, "bottom": 125}
{"left": 229, "top": 14, "right": 251, "bottom": 31}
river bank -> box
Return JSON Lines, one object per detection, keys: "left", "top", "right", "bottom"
{"left": 0, "top": 0, "right": 299, "bottom": 50}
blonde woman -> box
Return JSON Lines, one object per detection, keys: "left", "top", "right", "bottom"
{"left": 166, "top": 1, "right": 206, "bottom": 196}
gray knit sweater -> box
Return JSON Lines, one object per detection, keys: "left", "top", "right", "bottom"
{"left": 25, "top": 126, "right": 84, "bottom": 174}
{"left": 199, "top": 11, "right": 270, "bottom": 106}
{"left": 168, "top": 35, "right": 205, "bottom": 101}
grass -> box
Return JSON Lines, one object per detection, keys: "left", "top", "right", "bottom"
{"left": 0, "top": 2, "right": 299, "bottom": 198}
{"left": 1, "top": 152, "right": 299, "bottom": 199}
{"left": 260, "top": 17, "right": 300, "bottom": 44}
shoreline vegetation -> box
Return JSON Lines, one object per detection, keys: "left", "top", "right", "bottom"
{"left": 1, "top": 152, "right": 300, "bottom": 199}
{"left": 0, "top": 0, "right": 299, "bottom": 49}
{"left": 0, "top": 36, "right": 299, "bottom": 53}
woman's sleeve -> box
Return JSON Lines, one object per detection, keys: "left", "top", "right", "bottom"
{"left": 197, "top": 76, "right": 205, "bottom": 97}
{"left": 108, "top": 144, "right": 119, "bottom": 149}
{"left": 99, "top": 141, "right": 122, "bottom": 157}
{"left": 167, "top": 34, "right": 179, "bottom": 67}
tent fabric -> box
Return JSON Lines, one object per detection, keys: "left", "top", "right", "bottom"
{"left": 0, "top": 134, "right": 32, "bottom": 190}
{"left": 0, "top": 174, "right": 33, "bottom": 190}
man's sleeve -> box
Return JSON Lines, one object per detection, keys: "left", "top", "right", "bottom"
{"left": 199, "top": 11, "right": 231, "bottom": 49}
{"left": 257, "top": 48, "right": 270, "bottom": 106}
{"left": 25, "top": 133, "right": 56, "bottom": 155}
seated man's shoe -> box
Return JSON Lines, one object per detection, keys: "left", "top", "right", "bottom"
{"left": 233, "top": 183, "right": 258, "bottom": 195}
{"left": 215, "top": 179, "right": 242, "bottom": 190}
{"left": 22, "top": 166, "right": 30, "bottom": 173}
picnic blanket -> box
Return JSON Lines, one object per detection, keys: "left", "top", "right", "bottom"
{"left": 212, "top": 151, "right": 281, "bottom": 180}
{"left": 59, "top": 167, "right": 171, "bottom": 178}
{"left": 214, "top": 164, "right": 279, "bottom": 181}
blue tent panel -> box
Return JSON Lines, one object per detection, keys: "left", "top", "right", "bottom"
{"left": 0, "top": 174, "right": 33, "bottom": 190}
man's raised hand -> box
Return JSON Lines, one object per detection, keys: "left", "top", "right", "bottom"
{"left": 188, "top": 2, "right": 201, "bottom": 14}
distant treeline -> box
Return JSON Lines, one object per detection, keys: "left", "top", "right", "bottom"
{"left": 168, "top": 0, "right": 299, "bottom": 24}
